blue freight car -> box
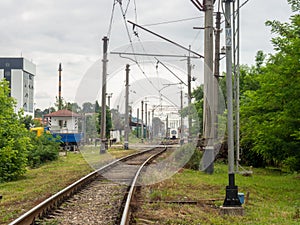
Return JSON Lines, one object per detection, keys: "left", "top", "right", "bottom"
{"left": 51, "top": 132, "right": 83, "bottom": 151}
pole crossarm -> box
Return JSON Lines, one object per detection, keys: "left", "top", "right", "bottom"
{"left": 127, "top": 20, "right": 204, "bottom": 58}
{"left": 110, "top": 51, "right": 201, "bottom": 59}
{"left": 155, "top": 57, "right": 188, "bottom": 86}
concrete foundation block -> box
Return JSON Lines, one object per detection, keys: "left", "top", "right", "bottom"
{"left": 220, "top": 206, "right": 244, "bottom": 216}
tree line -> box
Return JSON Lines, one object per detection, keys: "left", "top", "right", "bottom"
{"left": 191, "top": 0, "right": 299, "bottom": 171}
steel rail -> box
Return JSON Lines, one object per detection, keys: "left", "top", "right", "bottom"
{"left": 120, "top": 147, "right": 167, "bottom": 225}
{"left": 9, "top": 147, "right": 161, "bottom": 225}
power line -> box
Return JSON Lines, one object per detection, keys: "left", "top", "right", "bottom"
{"left": 117, "top": 2, "right": 159, "bottom": 93}
{"left": 141, "top": 16, "right": 204, "bottom": 27}
{"left": 107, "top": 0, "right": 118, "bottom": 39}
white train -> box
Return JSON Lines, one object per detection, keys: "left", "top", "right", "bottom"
{"left": 170, "top": 128, "right": 178, "bottom": 139}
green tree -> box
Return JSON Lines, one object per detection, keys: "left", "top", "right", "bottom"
{"left": 97, "top": 106, "right": 112, "bottom": 138}
{"left": 240, "top": 2, "right": 300, "bottom": 171}
{"left": 0, "top": 80, "right": 31, "bottom": 182}
{"left": 82, "top": 102, "right": 95, "bottom": 113}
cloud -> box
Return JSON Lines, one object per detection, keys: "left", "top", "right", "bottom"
{"left": 0, "top": 0, "right": 293, "bottom": 109}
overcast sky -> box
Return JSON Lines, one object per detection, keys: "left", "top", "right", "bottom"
{"left": 0, "top": 0, "right": 293, "bottom": 110}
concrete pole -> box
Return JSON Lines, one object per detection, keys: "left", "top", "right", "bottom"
{"left": 180, "top": 88, "right": 184, "bottom": 145}
{"left": 152, "top": 109, "right": 154, "bottom": 139}
{"left": 58, "top": 63, "right": 62, "bottom": 110}
{"left": 107, "top": 93, "right": 112, "bottom": 108}
{"left": 136, "top": 108, "right": 139, "bottom": 138}
{"left": 214, "top": 12, "right": 222, "bottom": 141}
{"left": 223, "top": 0, "right": 241, "bottom": 207}
{"left": 187, "top": 52, "right": 192, "bottom": 143}
{"left": 166, "top": 115, "right": 169, "bottom": 139}
{"left": 141, "top": 101, "right": 144, "bottom": 142}
{"left": 145, "top": 103, "right": 148, "bottom": 140}
{"left": 148, "top": 111, "right": 151, "bottom": 140}
{"left": 203, "top": 0, "right": 214, "bottom": 174}
{"left": 124, "top": 64, "right": 130, "bottom": 150}
{"left": 235, "top": 0, "right": 241, "bottom": 172}
{"left": 100, "top": 36, "right": 108, "bottom": 154}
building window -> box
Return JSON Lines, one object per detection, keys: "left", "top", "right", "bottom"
{"left": 59, "top": 120, "right": 63, "bottom": 128}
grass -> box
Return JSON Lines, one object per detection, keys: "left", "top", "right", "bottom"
{"left": 0, "top": 146, "right": 136, "bottom": 224}
{"left": 1, "top": 148, "right": 299, "bottom": 225}
{"left": 136, "top": 164, "right": 300, "bottom": 225}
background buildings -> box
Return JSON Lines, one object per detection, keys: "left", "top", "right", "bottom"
{"left": 0, "top": 57, "right": 36, "bottom": 117}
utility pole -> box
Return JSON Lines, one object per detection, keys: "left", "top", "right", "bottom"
{"left": 141, "top": 100, "right": 144, "bottom": 142}
{"left": 187, "top": 50, "right": 192, "bottom": 143}
{"left": 145, "top": 103, "right": 148, "bottom": 141}
{"left": 214, "top": 11, "right": 222, "bottom": 145}
{"left": 222, "top": 0, "right": 242, "bottom": 208}
{"left": 233, "top": 0, "right": 241, "bottom": 172}
{"left": 165, "top": 115, "right": 169, "bottom": 139}
{"left": 180, "top": 88, "right": 184, "bottom": 145}
{"left": 148, "top": 111, "right": 151, "bottom": 140}
{"left": 152, "top": 108, "right": 155, "bottom": 140}
{"left": 100, "top": 36, "right": 108, "bottom": 154}
{"left": 58, "top": 63, "right": 62, "bottom": 110}
{"left": 136, "top": 108, "right": 139, "bottom": 138}
{"left": 124, "top": 64, "right": 130, "bottom": 150}
{"left": 203, "top": 0, "right": 215, "bottom": 174}
{"left": 107, "top": 93, "right": 113, "bottom": 108}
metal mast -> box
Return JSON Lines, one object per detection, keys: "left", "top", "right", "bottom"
{"left": 203, "top": 0, "right": 215, "bottom": 174}
{"left": 100, "top": 36, "right": 109, "bottom": 154}
{"left": 222, "top": 0, "right": 241, "bottom": 207}
{"left": 124, "top": 64, "right": 130, "bottom": 150}
{"left": 58, "top": 63, "right": 62, "bottom": 110}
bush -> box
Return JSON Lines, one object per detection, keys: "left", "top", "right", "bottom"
{"left": 27, "top": 133, "right": 60, "bottom": 168}
{"left": 283, "top": 156, "right": 300, "bottom": 172}
{"left": 184, "top": 146, "right": 203, "bottom": 170}
{"left": 0, "top": 80, "right": 31, "bottom": 182}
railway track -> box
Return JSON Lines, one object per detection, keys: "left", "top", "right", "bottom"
{"left": 9, "top": 146, "right": 167, "bottom": 225}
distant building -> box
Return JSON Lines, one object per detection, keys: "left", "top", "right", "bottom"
{"left": 0, "top": 57, "right": 36, "bottom": 117}
{"left": 44, "top": 109, "right": 81, "bottom": 133}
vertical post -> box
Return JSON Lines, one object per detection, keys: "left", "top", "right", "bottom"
{"left": 180, "top": 88, "right": 184, "bottom": 145}
{"left": 152, "top": 109, "right": 154, "bottom": 139}
{"left": 100, "top": 36, "right": 108, "bottom": 154}
{"left": 145, "top": 103, "right": 147, "bottom": 140}
{"left": 203, "top": 0, "right": 214, "bottom": 174}
{"left": 141, "top": 101, "right": 144, "bottom": 142}
{"left": 165, "top": 115, "right": 169, "bottom": 139}
{"left": 187, "top": 50, "right": 192, "bottom": 143}
{"left": 124, "top": 64, "right": 130, "bottom": 150}
{"left": 235, "top": 0, "right": 241, "bottom": 172}
{"left": 82, "top": 113, "right": 86, "bottom": 145}
{"left": 107, "top": 93, "right": 112, "bottom": 108}
{"left": 214, "top": 11, "right": 221, "bottom": 140}
{"left": 223, "top": 0, "right": 241, "bottom": 207}
{"left": 136, "top": 108, "right": 139, "bottom": 138}
{"left": 148, "top": 111, "right": 151, "bottom": 140}
{"left": 58, "top": 63, "right": 62, "bottom": 110}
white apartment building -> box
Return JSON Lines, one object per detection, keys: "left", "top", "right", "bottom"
{"left": 0, "top": 57, "right": 36, "bottom": 117}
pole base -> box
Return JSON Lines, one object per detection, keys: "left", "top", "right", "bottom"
{"left": 220, "top": 206, "right": 244, "bottom": 216}
{"left": 202, "top": 146, "right": 214, "bottom": 174}
{"left": 223, "top": 185, "right": 241, "bottom": 207}
{"left": 100, "top": 141, "right": 106, "bottom": 154}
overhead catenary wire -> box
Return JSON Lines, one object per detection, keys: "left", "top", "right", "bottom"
{"left": 117, "top": 1, "right": 162, "bottom": 94}
{"left": 127, "top": 20, "right": 204, "bottom": 58}
{"left": 141, "top": 16, "right": 204, "bottom": 27}
{"left": 107, "top": 0, "right": 118, "bottom": 39}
